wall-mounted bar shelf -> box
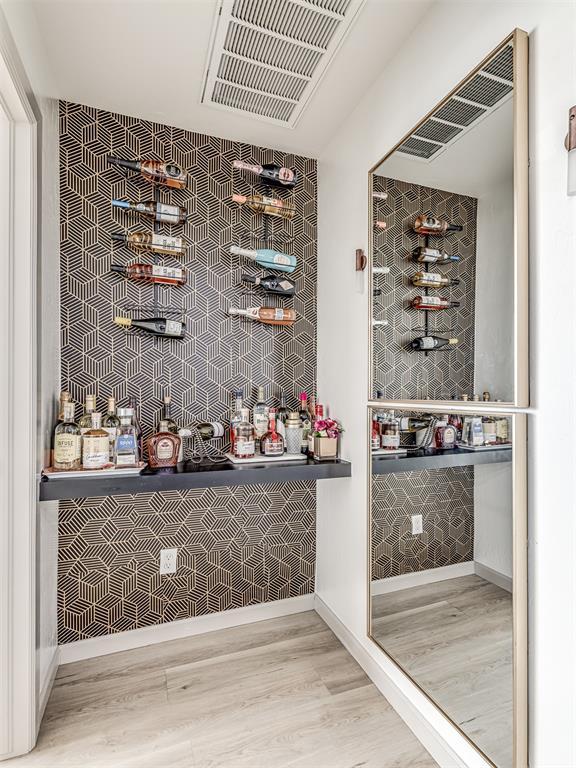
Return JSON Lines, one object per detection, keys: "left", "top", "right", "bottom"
{"left": 372, "top": 446, "right": 511, "bottom": 475}
{"left": 39, "top": 458, "right": 352, "bottom": 501}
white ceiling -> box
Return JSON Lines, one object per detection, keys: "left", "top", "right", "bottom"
{"left": 2, "top": 0, "right": 434, "bottom": 157}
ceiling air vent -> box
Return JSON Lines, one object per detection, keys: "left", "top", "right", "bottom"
{"left": 201, "top": 0, "right": 367, "bottom": 128}
{"left": 396, "top": 43, "right": 514, "bottom": 163}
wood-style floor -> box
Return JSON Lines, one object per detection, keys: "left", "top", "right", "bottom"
{"left": 12, "top": 611, "right": 436, "bottom": 768}
{"left": 372, "top": 574, "right": 513, "bottom": 768}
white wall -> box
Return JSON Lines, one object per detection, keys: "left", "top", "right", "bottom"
{"left": 317, "top": 3, "right": 576, "bottom": 766}
{"left": 474, "top": 463, "right": 513, "bottom": 581}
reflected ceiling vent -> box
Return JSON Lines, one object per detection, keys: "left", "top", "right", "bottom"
{"left": 396, "top": 43, "right": 514, "bottom": 162}
{"left": 201, "top": 0, "right": 367, "bottom": 127}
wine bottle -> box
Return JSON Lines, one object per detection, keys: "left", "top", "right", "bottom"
{"left": 411, "top": 296, "right": 461, "bottom": 310}
{"left": 411, "top": 246, "right": 460, "bottom": 265}
{"left": 372, "top": 191, "right": 388, "bottom": 200}
{"left": 411, "top": 335, "right": 459, "bottom": 350}
{"left": 411, "top": 271, "right": 460, "bottom": 288}
{"left": 374, "top": 220, "right": 387, "bottom": 230}
{"left": 413, "top": 215, "right": 463, "bottom": 235}
{"left": 112, "top": 232, "right": 185, "bottom": 257}
{"left": 230, "top": 245, "right": 296, "bottom": 274}
{"left": 241, "top": 273, "right": 295, "bottom": 297}
{"left": 112, "top": 199, "right": 187, "bottom": 224}
{"left": 107, "top": 156, "right": 187, "bottom": 189}
{"left": 114, "top": 316, "right": 186, "bottom": 339}
{"left": 111, "top": 263, "right": 187, "bottom": 286}
{"left": 232, "top": 193, "right": 295, "bottom": 220}
{"left": 157, "top": 395, "right": 179, "bottom": 434}
{"left": 233, "top": 160, "right": 298, "bottom": 189}
{"left": 228, "top": 306, "right": 296, "bottom": 327}
{"left": 194, "top": 422, "right": 225, "bottom": 440}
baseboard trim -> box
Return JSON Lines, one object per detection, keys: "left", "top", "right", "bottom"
{"left": 371, "top": 561, "right": 475, "bottom": 595}
{"left": 474, "top": 562, "right": 512, "bottom": 593}
{"left": 59, "top": 594, "right": 315, "bottom": 665}
{"left": 314, "top": 595, "right": 491, "bottom": 768}
{"left": 36, "top": 645, "right": 59, "bottom": 732}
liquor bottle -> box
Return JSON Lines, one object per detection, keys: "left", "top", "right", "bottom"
{"left": 253, "top": 386, "right": 270, "bottom": 444}
{"left": 114, "top": 408, "right": 139, "bottom": 466}
{"left": 241, "top": 273, "right": 296, "bottom": 296}
{"left": 276, "top": 392, "right": 290, "bottom": 425}
{"left": 147, "top": 430, "right": 181, "bottom": 468}
{"left": 411, "top": 296, "right": 461, "bottom": 311}
{"left": 102, "top": 396, "right": 121, "bottom": 460}
{"left": 111, "top": 263, "right": 187, "bottom": 286}
{"left": 111, "top": 232, "right": 185, "bottom": 257}
{"left": 260, "top": 411, "right": 284, "bottom": 456}
{"left": 230, "top": 246, "right": 296, "bottom": 274}
{"left": 128, "top": 396, "right": 143, "bottom": 458}
{"left": 411, "top": 336, "right": 459, "bottom": 351}
{"left": 298, "top": 392, "right": 311, "bottom": 455}
{"left": 53, "top": 402, "right": 81, "bottom": 470}
{"left": 232, "top": 160, "right": 298, "bottom": 189}
{"left": 495, "top": 416, "right": 510, "bottom": 444}
{"left": 413, "top": 215, "right": 463, "bottom": 235}
{"left": 482, "top": 414, "right": 498, "bottom": 445}
{"left": 52, "top": 390, "right": 72, "bottom": 459}
{"left": 114, "top": 316, "right": 186, "bottom": 339}
{"left": 381, "top": 412, "right": 400, "bottom": 450}
{"left": 234, "top": 408, "right": 256, "bottom": 459}
{"left": 78, "top": 394, "right": 97, "bottom": 435}
{"left": 232, "top": 193, "right": 295, "bottom": 220}
{"left": 435, "top": 419, "right": 457, "bottom": 449}
{"left": 411, "top": 272, "right": 460, "bottom": 288}
{"left": 82, "top": 413, "right": 110, "bottom": 469}
{"left": 107, "top": 156, "right": 187, "bottom": 189}
{"left": 411, "top": 246, "right": 461, "bottom": 265}
{"left": 371, "top": 417, "right": 381, "bottom": 450}
{"left": 194, "top": 422, "right": 225, "bottom": 440}
{"left": 112, "top": 199, "right": 187, "bottom": 224}
{"left": 157, "top": 395, "right": 179, "bottom": 434}
{"left": 228, "top": 307, "right": 296, "bottom": 327}
{"left": 397, "top": 416, "right": 430, "bottom": 433}
{"left": 229, "top": 389, "right": 244, "bottom": 452}
{"left": 448, "top": 413, "right": 463, "bottom": 442}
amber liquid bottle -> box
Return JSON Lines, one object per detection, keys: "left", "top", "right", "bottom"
{"left": 111, "top": 263, "right": 187, "bottom": 286}
{"left": 228, "top": 306, "right": 296, "bottom": 327}
{"left": 232, "top": 193, "right": 295, "bottom": 220}
{"left": 107, "top": 156, "right": 187, "bottom": 189}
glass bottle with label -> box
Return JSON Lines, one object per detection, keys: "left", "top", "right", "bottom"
{"left": 147, "top": 426, "right": 181, "bottom": 468}
{"left": 381, "top": 412, "right": 400, "bottom": 450}
{"left": 275, "top": 392, "right": 290, "bottom": 444}
{"left": 298, "top": 392, "right": 311, "bottom": 455}
{"left": 53, "top": 402, "right": 81, "bottom": 470}
{"left": 260, "top": 410, "right": 284, "bottom": 457}
{"left": 233, "top": 408, "right": 255, "bottom": 459}
{"left": 114, "top": 408, "right": 139, "bottom": 466}
{"left": 229, "top": 389, "right": 244, "bottom": 452}
{"left": 78, "top": 394, "right": 97, "bottom": 436}
{"left": 102, "top": 396, "right": 121, "bottom": 460}
{"left": 157, "top": 395, "right": 179, "bottom": 434}
{"left": 482, "top": 414, "right": 498, "bottom": 445}
{"left": 253, "top": 386, "right": 270, "bottom": 447}
{"left": 82, "top": 412, "right": 110, "bottom": 469}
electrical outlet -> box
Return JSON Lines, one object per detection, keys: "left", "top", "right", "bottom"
{"left": 411, "top": 514, "right": 423, "bottom": 535}
{"left": 159, "top": 548, "right": 177, "bottom": 574}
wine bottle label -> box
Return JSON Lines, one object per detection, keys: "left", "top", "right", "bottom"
{"left": 156, "top": 203, "right": 180, "bottom": 223}
{"left": 82, "top": 436, "right": 109, "bottom": 468}
{"left": 235, "top": 438, "right": 255, "bottom": 457}
{"left": 151, "top": 265, "right": 183, "bottom": 280}
{"left": 151, "top": 234, "right": 183, "bottom": 251}
{"left": 419, "top": 338, "right": 435, "bottom": 350}
{"left": 274, "top": 309, "right": 285, "bottom": 320}
{"left": 156, "top": 437, "right": 175, "bottom": 460}
{"left": 420, "top": 296, "right": 443, "bottom": 306}
{"left": 208, "top": 422, "right": 225, "bottom": 438}
{"left": 164, "top": 320, "right": 183, "bottom": 336}
{"left": 54, "top": 434, "right": 81, "bottom": 462}
{"left": 278, "top": 280, "right": 293, "bottom": 290}
{"left": 272, "top": 254, "right": 291, "bottom": 266}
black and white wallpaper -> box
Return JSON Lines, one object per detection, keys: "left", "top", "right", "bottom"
{"left": 58, "top": 101, "right": 317, "bottom": 642}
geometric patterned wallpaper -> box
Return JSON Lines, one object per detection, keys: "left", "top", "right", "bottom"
{"left": 372, "top": 174, "right": 477, "bottom": 400}
{"left": 371, "top": 467, "right": 474, "bottom": 580}
{"left": 58, "top": 101, "right": 317, "bottom": 642}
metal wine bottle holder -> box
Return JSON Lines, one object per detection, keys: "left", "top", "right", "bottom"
{"left": 180, "top": 425, "right": 227, "bottom": 464}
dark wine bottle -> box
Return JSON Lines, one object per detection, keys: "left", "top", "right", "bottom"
{"left": 107, "top": 156, "right": 187, "bottom": 189}
{"left": 112, "top": 199, "right": 187, "bottom": 224}
{"left": 411, "top": 335, "right": 458, "bottom": 350}
{"left": 114, "top": 316, "right": 186, "bottom": 339}
{"left": 241, "top": 273, "right": 296, "bottom": 297}
{"left": 233, "top": 160, "right": 298, "bottom": 188}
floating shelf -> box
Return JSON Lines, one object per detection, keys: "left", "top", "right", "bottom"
{"left": 38, "top": 458, "right": 352, "bottom": 501}
{"left": 372, "top": 446, "right": 511, "bottom": 475}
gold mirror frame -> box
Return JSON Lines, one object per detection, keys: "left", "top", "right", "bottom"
{"left": 366, "top": 29, "right": 529, "bottom": 768}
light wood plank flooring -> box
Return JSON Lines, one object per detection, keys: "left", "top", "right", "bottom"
{"left": 12, "top": 611, "right": 436, "bottom": 768}
{"left": 372, "top": 575, "right": 513, "bottom": 768}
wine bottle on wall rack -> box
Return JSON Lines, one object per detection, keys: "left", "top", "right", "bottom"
{"left": 241, "top": 273, "right": 296, "bottom": 297}
{"left": 411, "top": 271, "right": 460, "bottom": 288}
{"left": 410, "top": 335, "right": 458, "bottom": 350}
{"left": 413, "top": 215, "right": 463, "bottom": 235}
{"left": 372, "top": 191, "right": 388, "bottom": 200}
{"left": 107, "top": 156, "right": 187, "bottom": 189}
{"left": 112, "top": 199, "right": 187, "bottom": 224}
{"left": 233, "top": 160, "right": 298, "bottom": 189}
{"left": 111, "top": 263, "right": 187, "bottom": 286}
{"left": 230, "top": 245, "right": 296, "bottom": 273}
{"left": 374, "top": 220, "right": 387, "bottom": 230}
{"left": 114, "top": 316, "right": 186, "bottom": 339}
{"left": 112, "top": 232, "right": 185, "bottom": 257}
{"left": 228, "top": 306, "right": 296, "bottom": 327}
{"left": 411, "top": 296, "right": 461, "bottom": 311}
{"left": 411, "top": 246, "right": 460, "bottom": 264}
{"left": 232, "top": 193, "right": 295, "bottom": 220}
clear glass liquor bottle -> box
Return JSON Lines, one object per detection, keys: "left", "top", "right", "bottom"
{"left": 102, "top": 396, "right": 121, "bottom": 460}
{"left": 114, "top": 408, "right": 139, "bottom": 466}
{"left": 82, "top": 412, "right": 110, "bottom": 469}
{"left": 78, "top": 394, "right": 97, "bottom": 435}
{"left": 157, "top": 395, "right": 179, "bottom": 434}
{"left": 234, "top": 408, "right": 255, "bottom": 459}
{"left": 53, "top": 402, "right": 81, "bottom": 470}
{"left": 253, "top": 386, "right": 270, "bottom": 445}
{"left": 230, "top": 389, "right": 244, "bottom": 452}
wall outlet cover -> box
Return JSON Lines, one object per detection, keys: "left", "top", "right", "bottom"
{"left": 411, "top": 514, "right": 423, "bottom": 535}
{"left": 159, "top": 548, "right": 178, "bottom": 574}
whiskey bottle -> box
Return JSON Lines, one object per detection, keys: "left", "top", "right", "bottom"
{"left": 411, "top": 296, "right": 461, "bottom": 310}
{"left": 157, "top": 395, "right": 179, "bottom": 434}
{"left": 112, "top": 199, "right": 187, "bottom": 224}
{"left": 413, "top": 215, "right": 463, "bottom": 235}
{"left": 260, "top": 411, "right": 284, "bottom": 456}
{"left": 232, "top": 193, "right": 295, "bottom": 220}
{"left": 147, "top": 430, "right": 181, "bottom": 468}
{"left": 233, "top": 160, "right": 298, "bottom": 189}
{"left": 230, "top": 389, "right": 244, "bottom": 452}
{"left": 114, "top": 408, "right": 139, "bottom": 466}
{"left": 411, "top": 272, "right": 460, "bottom": 288}
{"left": 230, "top": 246, "right": 296, "bottom": 274}
{"left": 234, "top": 408, "right": 256, "bottom": 459}
{"left": 298, "top": 392, "right": 311, "bottom": 454}
{"left": 411, "top": 246, "right": 460, "bottom": 265}
{"left": 228, "top": 306, "right": 296, "bottom": 327}
{"left": 82, "top": 413, "right": 110, "bottom": 469}
{"left": 107, "top": 156, "right": 187, "bottom": 189}
{"left": 102, "top": 396, "right": 121, "bottom": 460}
{"left": 53, "top": 402, "right": 81, "bottom": 470}
{"left": 111, "top": 263, "right": 187, "bottom": 286}
{"left": 410, "top": 336, "right": 459, "bottom": 351}
{"left": 114, "top": 316, "right": 186, "bottom": 339}
{"left": 111, "top": 232, "right": 185, "bottom": 257}
{"left": 253, "top": 386, "right": 270, "bottom": 444}
{"left": 78, "top": 394, "right": 97, "bottom": 435}
{"left": 241, "top": 273, "right": 296, "bottom": 296}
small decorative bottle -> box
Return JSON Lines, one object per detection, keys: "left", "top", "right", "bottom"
{"left": 284, "top": 412, "right": 303, "bottom": 455}
{"left": 114, "top": 408, "right": 139, "bottom": 466}
{"left": 260, "top": 410, "right": 284, "bottom": 457}
{"left": 82, "top": 412, "right": 110, "bottom": 469}
{"left": 53, "top": 401, "right": 81, "bottom": 470}
{"left": 233, "top": 408, "right": 255, "bottom": 459}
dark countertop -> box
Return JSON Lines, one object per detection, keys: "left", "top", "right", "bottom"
{"left": 372, "top": 446, "right": 512, "bottom": 475}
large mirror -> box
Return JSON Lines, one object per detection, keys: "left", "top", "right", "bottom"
{"left": 369, "top": 30, "right": 528, "bottom": 407}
